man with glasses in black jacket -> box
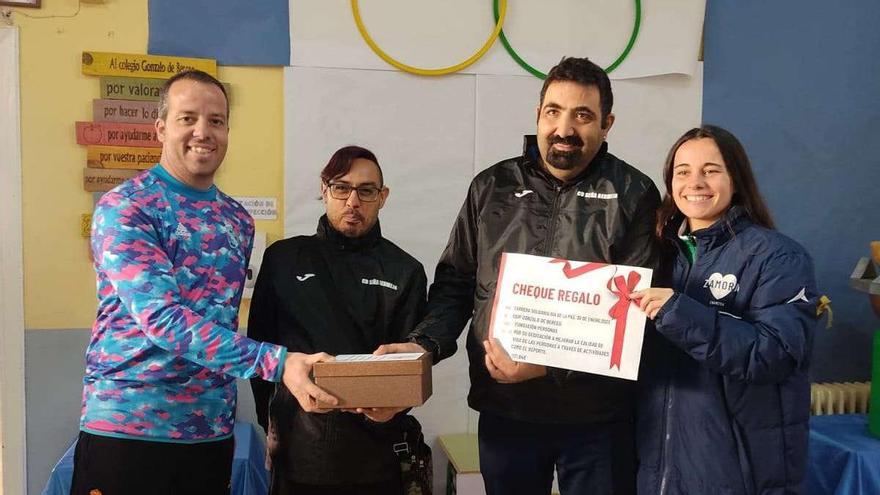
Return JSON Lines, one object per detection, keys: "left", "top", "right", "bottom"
{"left": 248, "top": 146, "right": 427, "bottom": 495}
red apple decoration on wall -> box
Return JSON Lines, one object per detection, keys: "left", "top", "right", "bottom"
{"left": 81, "top": 123, "right": 104, "bottom": 145}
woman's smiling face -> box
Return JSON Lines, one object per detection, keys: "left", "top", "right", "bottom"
{"left": 671, "top": 137, "right": 734, "bottom": 232}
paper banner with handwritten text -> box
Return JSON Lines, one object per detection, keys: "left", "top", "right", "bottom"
{"left": 489, "top": 253, "right": 652, "bottom": 380}
{"left": 93, "top": 99, "right": 158, "bottom": 124}
{"left": 76, "top": 122, "right": 160, "bottom": 148}
{"left": 82, "top": 51, "right": 216, "bottom": 79}
{"left": 83, "top": 168, "right": 140, "bottom": 192}
{"left": 87, "top": 145, "right": 160, "bottom": 170}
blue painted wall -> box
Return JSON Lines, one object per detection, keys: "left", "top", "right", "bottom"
{"left": 703, "top": 1, "right": 880, "bottom": 381}
{"left": 148, "top": 0, "right": 290, "bottom": 65}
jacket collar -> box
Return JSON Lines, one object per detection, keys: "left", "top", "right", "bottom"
{"left": 663, "top": 205, "right": 752, "bottom": 253}
{"left": 521, "top": 135, "right": 609, "bottom": 187}
{"left": 316, "top": 214, "right": 381, "bottom": 250}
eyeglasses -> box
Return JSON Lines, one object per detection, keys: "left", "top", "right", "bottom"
{"left": 325, "top": 182, "right": 383, "bottom": 202}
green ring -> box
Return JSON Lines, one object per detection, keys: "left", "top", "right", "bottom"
{"left": 492, "top": 0, "right": 642, "bottom": 79}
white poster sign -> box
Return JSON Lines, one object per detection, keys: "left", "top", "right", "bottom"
{"left": 235, "top": 196, "right": 278, "bottom": 220}
{"left": 490, "top": 253, "right": 652, "bottom": 380}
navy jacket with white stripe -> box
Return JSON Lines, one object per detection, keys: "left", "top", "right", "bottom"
{"left": 637, "top": 206, "right": 818, "bottom": 495}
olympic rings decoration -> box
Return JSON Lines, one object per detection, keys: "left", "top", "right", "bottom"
{"left": 494, "top": 0, "right": 642, "bottom": 78}
{"left": 351, "top": 1, "right": 641, "bottom": 79}
{"left": 350, "top": 0, "right": 507, "bottom": 76}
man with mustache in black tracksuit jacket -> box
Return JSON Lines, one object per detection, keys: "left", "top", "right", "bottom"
{"left": 377, "top": 57, "right": 660, "bottom": 495}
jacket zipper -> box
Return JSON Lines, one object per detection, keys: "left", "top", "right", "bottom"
{"left": 659, "top": 243, "right": 697, "bottom": 495}
{"left": 543, "top": 184, "right": 563, "bottom": 256}
{"left": 659, "top": 375, "right": 674, "bottom": 495}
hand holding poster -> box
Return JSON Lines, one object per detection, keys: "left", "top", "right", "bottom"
{"left": 489, "top": 253, "right": 653, "bottom": 380}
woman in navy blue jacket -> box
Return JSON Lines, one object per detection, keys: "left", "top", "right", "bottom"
{"left": 633, "top": 125, "right": 818, "bottom": 495}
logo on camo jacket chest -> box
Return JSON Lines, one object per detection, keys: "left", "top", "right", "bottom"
{"left": 217, "top": 220, "right": 241, "bottom": 249}
{"left": 173, "top": 221, "right": 242, "bottom": 249}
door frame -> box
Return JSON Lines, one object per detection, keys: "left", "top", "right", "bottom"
{"left": 0, "top": 25, "right": 27, "bottom": 495}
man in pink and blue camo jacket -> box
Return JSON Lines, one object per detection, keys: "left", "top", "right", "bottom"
{"left": 70, "top": 70, "right": 337, "bottom": 495}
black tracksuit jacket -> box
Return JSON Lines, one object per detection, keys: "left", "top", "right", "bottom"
{"left": 408, "top": 135, "right": 660, "bottom": 424}
{"left": 248, "top": 216, "right": 427, "bottom": 485}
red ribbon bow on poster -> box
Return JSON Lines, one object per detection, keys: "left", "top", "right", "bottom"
{"left": 606, "top": 271, "right": 641, "bottom": 369}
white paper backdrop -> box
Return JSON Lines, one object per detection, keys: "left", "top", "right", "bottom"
{"left": 473, "top": 68, "right": 703, "bottom": 188}
{"left": 284, "top": 66, "right": 476, "bottom": 272}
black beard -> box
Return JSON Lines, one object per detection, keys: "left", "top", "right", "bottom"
{"left": 544, "top": 135, "right": 584, "bottom": 170}
{"left": 545, "top": 148, "right": 583, "bottom": 170}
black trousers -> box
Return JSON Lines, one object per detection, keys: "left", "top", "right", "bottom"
{"left": 270, "top": 480, "right": 401, "bottom": 495}
{"left": 69, "top": 431, "right": 234, "bottom": 495}
{"left": 478, "top": 412, "right": 636, "bottom": 495}
{"left": 270, "top": 468, "right": 401, "bottom": 495}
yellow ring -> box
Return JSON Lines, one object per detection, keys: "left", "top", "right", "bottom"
{"left": 351, "top": 0, "right": 507, "bottom": 76}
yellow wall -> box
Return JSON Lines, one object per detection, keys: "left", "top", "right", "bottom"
{"left": 16, "top": 0, "right": 283, "bottom": 329}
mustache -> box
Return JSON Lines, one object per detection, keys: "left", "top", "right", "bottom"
{"left": 342, "top": 209, "right": 364, "bottom": 220}
{"left": 548, "top": 135, "right": 584, "bottom": 147}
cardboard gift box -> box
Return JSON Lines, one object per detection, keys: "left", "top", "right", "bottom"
{"left": 313, "top": 352, "right": 432, "bottom": 409}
